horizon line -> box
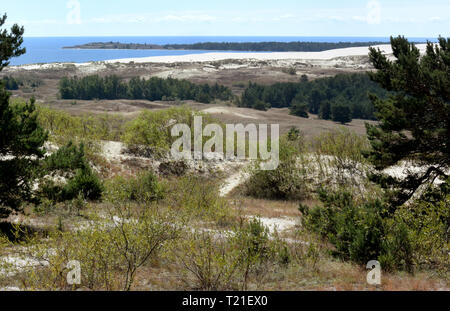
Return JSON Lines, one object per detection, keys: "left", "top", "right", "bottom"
{"left": 22, "top": 35, "right": 442, "bottom": 39}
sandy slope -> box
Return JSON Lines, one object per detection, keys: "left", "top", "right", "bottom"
{"left": 103, "top": 44, "right": 428, "bottom": 64}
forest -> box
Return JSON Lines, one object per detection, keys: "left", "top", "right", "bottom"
{"left": 238, "top": 73, "right": 387, "bottom": 121}
{"left": 65, "top": 41, "right": 390, "bottom": 52}
{"left": 59, "top": 75, "right": 234, "bottom": 103}
{"left": 163, "top": 41, "right": 389, "bottom": 52}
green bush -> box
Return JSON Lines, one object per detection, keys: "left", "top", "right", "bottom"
{"left": 301, "top": 189, "right": 389, "bottom": 264}
{"left": 39, "top": 142, "right": 103, "bottom": 202}
{"left": 331, "top": 104, "right": 352, "bottom": 124}
{"left": 300, "top": 185, "right": 449, "bottom": 273}
{"left": 165, "top": 174, "right": 230, "bottom": 223}
{"left": 290, "top": 101, "right": 309, "bottom": 118}
{"left": 382, "top": 183, "right": 449, "bottom": 273}
{"left": 62, "top": 167, "right": 103, "bottom": 201}
{"left": 244, "top": 136, "right": 307, "bottom": 200}
{"left": 122, "top": 106, "right": 208, "bottom": 157}
{"left": 106, "top": 171, "right": 164, "bottom": 203}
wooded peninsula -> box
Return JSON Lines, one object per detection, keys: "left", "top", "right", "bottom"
{"left": 63, "top": 41, "right": 391, "bottom": 52}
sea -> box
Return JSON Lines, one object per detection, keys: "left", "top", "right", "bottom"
{"left": 10, "top": 36, "right": 436, "bottom": 66}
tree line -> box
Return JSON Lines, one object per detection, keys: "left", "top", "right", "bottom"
{"left": 59, "top": 75, "right": 233, "bottom": 103}
{"left": 238, "top": 73, "right": 388, "bottom": 123}
{"left": 163, "top": 41, "right": 389, "bottom": 52}
{"left": 66, "top": 41, "right": 391, "bottom": 52}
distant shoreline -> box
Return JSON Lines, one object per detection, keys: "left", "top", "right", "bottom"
{"left": 9, "top": 44, "right": 430, "bottom": 69}
{"left": 63, "top": 41, "right": 394, "bottom": 52}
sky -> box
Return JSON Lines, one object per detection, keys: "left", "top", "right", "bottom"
{"left": 2, "top": 0, "right": 449, "bottom": 37}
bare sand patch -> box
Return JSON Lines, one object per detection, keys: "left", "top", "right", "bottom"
{"left": 202, "top": 107, "right": 259, "bottom": 120}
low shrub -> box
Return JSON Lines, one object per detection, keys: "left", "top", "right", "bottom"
{"left": 62, "top": 167, "right": 103, "bottom": 201}
{"left": 174, "top": 218, "right": 282, "bottom": 290}
{"left": 300, "top": 189, "right": 386, "bottom": 264}
{"left": 300, "top": 184, "right": 450, "bottom": 274}
{"left": 164, "top": 174, "right": 230, "bottom": 224}
{"left": 39, "top": 142, "right": 103, "bottom": 203}
{"left": 244, "top": 136, "right": 308, "bottom": 200}
{"left": 382, "top": 183, "right": 449, "bottom": 273}
{"left": 105, "top": 171, "right": 164, "bottom": 203}
{"left": 122, "top": 106, "right": 216, "bottom": 158}
{"left": 21, "top": 204, "right": 181, "bottom": 291}
{"left": 158, "top": 160, "right": 188, "bottom": 177}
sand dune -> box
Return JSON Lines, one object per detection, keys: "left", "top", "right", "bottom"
{"left": 103, "top": 44, "right": 429, "bottom": 64}
{"left": 8, "top": 44, "right": 430, "bottom": 72}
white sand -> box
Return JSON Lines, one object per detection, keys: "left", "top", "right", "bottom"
{"left": 103, "top": 44, "right": 428, "bottom": 64}
{"left": 8, "top": 44, "right": 430, "bottom": 71}
{"left": 219, "top": 170, "right": 249, "bottom": 197}
{"left": 250, "top": 216, "right": 298, "bottom": 233}
{"left": 202, "top": 107, "right": 258, "bottom": 120}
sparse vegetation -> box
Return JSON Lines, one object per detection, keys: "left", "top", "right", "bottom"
{"left": 0, "top": 14, "right": 448, "bottom": 292}
{"left": 244, "top": 135, "right": 308, "bottom": 200}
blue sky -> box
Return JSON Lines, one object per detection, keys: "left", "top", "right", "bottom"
{"left": 2, "top": 0, "right": 449, "bottom": 37}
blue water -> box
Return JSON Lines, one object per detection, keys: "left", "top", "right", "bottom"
{"left": 10, "top": 36, "right": 435, "bottom": 66}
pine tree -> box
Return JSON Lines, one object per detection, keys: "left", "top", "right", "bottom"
{"left": 0, "top": 14, "right": 47, "bottom": 218}
{"left": 331, "top": 104, "right": 352, "bottom": 124}
{"left": 319, "top": 100, "right": 331, "bottom": 120}
{"left": 366, "top": 36, "right": 449, "bottom": 206}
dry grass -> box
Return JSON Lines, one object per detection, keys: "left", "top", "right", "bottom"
{"left": 230, "top": 197, "right": 302, "bottom": 219}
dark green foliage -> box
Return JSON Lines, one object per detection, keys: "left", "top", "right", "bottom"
{"left": 43, "top": 141, "right": 85, "bottom": 171}
{"left": 240, "top": 82, "right": 269, "bottom": 111}
{"left": 245, "top": 138, "right": 307, "bottom": 200}
{"left": 331, "top": 104, "right": 352, "bottom": 124}
{"left": 0, "top": 14, "right": 26, "bottom": 71}
{"left": 59, "top": 75, "right": 233, "bottom": 103}
{"left": 163, "top": 41, "right": 389, "bottom": 52}
{"left": 67, "top": 41, "right": 391, "bottom": 52}
{"left": 62, "top": 167, "right": 103, "bottom": 201}
{"left": 238, "top": 73, "right": 385, "bottom": 120}
{"left": 0, "top": 87, "right": 47, "bottom": 217}
{"left": 319, "top": 100, "right": 331, "bottom": 120}
{"left": 287, "top": 127, "right": 301, "bottom": 141}
{"left": 365, "top": 36, "right": 449, "bottom": 206}
{"left": 1, "top": 76, "right": 19, "bottom": 90}
{"left": 300, "top": 189, "right": 395, "bottom": 265}
{"left": 106, "top": 171, "right": 164, "bottom": 203}
{"left": 0, "top": 15, "right": 49, "bottom": 218}
{"left": 40, "top": 142, "right": 103, "bottom": 202}
{"left": 300, "top": 184, "right": 449, "bottom": 272}
{"left": 289, "top": 99, "right": 309, "bottom": 118}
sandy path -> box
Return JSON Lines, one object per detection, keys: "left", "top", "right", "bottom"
{"left": 219, "top": 170, "right": 249, "bottom": 197}
{"left": 202, "top": 107, "right": 259, "bottom": 120}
